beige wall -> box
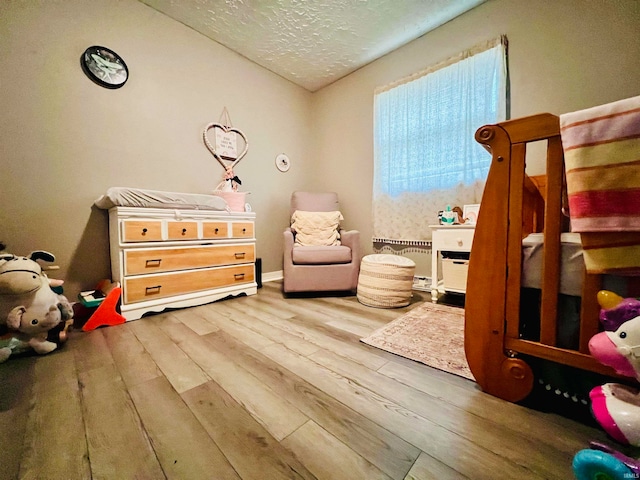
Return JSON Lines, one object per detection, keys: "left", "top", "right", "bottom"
{"left": 2, "top": 0, "right": 639, "bottom": 296}
{"left": 311, "top": 0, "right": 640, "bottom": 276}
{"left": 0, "top": 0, "right": 314, "bottom": 297}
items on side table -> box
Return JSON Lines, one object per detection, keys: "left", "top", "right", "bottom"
{"left": 441, "top": 205, "right": 456, "bottom": 224}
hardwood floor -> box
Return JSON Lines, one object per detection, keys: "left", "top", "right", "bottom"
{"left": 0, "top": 281, "right": 609, "bottom": 479}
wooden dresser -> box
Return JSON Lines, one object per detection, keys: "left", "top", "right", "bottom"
{"left": 108, "top": 206, "right": 257, "bottom": 321}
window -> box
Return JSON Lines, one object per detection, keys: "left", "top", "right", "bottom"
{"left": 372, "top": 37, "right": 507, "bottom": 243}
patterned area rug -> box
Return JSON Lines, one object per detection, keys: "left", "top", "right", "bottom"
{"left": 361, "top": 302, "right": 475, "bottom": 381}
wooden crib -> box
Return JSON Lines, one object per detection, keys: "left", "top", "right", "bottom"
{"left": 464, "top": 112, "right": 619, "bottom": 403}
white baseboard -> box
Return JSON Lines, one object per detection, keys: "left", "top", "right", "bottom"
{"left": 263, "top": 270, "right": 283, "bottom": 283}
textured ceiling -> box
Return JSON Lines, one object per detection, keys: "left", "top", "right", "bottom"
{"left": 139, "top": 0, "right": 485, "bottom": 91}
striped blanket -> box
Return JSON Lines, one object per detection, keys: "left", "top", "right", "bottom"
{"left": 560, "top": 95, "right": 640, "bottom": 274}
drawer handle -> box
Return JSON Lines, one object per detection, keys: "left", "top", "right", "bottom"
{"left": 234, "top": 273, "right": 245, "bottom": 280}
{"left": 181, "top": 228, "right": 187, "bottom": 235}
{"left": 242, "top": 228, "right": 247, "bottom": 234}
{"left": 145, "top": 285, "right": 162, "bottom": 295}
{"left": 145, "top": 259, "right": 162, "bottom": 267}
{"left": 234, "top": 252, "right": 246, "bottom": 259}
{"left": 215, "top": 228, "right": 219, "bottom": 234}
{"left": 456, "top": 238, "right": 463, "bottom": 246}
{"left": 142, "top": 228, "right": 148, "bottom": 235}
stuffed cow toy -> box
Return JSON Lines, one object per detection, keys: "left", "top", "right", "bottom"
{"left": 0, "top": 251, "right": 73, "bottom": 362}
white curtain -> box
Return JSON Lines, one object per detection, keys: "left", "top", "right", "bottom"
{"left": 373, "top": 37, "right": 507, "bottom": 243}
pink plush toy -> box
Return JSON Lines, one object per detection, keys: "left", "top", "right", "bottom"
{"left": 222, "top": 166, "right": 241, "bottom": 192}
{"left": 589, "top": 291, "right": 640, "bottom": 380}
{"left": 573, "top": 291, "right": 640, "bottom": 480}
{"left": 587, "top": 291, "right": 640, "bottom": 446}
{"left": 0, "top": 303, "right": 63, "bottom": 361}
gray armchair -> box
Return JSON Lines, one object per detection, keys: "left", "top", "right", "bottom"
{"left": 283, "top": 192, "right": 361, "bottom": 293}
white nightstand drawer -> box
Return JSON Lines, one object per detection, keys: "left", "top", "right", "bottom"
{"left": 432, "top": 227, "right": 475, "bottom": 252}
{"left": 430, "top": 223, "right": 476, "bottom": 302}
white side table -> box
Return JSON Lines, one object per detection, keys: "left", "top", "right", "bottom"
{"left": 430, "top": 224, "right": 475, "bottom": 302}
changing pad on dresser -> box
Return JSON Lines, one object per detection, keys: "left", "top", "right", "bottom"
{"left": 94, "top": 187, "right": 228, "bottom": 211}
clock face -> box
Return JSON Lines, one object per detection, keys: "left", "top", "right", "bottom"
{"left": 81, "top": 46, "right": 128, "bottom": 89}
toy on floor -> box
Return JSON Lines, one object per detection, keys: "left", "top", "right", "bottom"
{"left": 573, "top": 291, "right": 640, "bottom": 479}
{"left": 573, "top": 442, "right": 640, "bottom": 480}
{"left": 0, "top": 250, "right": 73, "bottom": 362}
{"left": 81, "top": 280, "right": 126, "bottom": 331}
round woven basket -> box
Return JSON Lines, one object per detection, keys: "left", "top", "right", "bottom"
{"left": 357, "top": 254, "right": 416, "bottom": 308}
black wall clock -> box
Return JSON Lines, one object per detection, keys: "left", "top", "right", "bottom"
{"left": 81, "top": 46, "right": 128, "bottom": 89}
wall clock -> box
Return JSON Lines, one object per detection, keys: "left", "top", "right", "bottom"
{"left": 275, "top": 153, "right": 290, "bottom": 172}
{"left": 81, "top": 46, "right": 128, "bottom": 89}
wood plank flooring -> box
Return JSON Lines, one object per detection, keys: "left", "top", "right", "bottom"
{"left": 0, "top": 281, "right": 610, "bottom": 479}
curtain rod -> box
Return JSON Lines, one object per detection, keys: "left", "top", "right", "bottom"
{"left": 375, "top": 35, "right": 508, "bottom": 95}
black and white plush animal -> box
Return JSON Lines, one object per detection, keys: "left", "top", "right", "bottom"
{"left": 0, "top": 250, "right": 73, "bottom": 362}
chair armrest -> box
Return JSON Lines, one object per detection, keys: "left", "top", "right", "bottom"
{"left": 340, "top": 229, "right": 361, "bottom": 263}
{"left": 284, "top": 228, "right": 295, "bottom": 263}
{"left": 340, "top": 229, "right": 359, "bottom": 247}
{"left": 284, "top": 227, "right": 295, "bottom": 244}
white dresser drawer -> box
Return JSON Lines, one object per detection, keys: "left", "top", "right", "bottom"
{"left": 432, "top": 227, "right": 475, "bottom": 252}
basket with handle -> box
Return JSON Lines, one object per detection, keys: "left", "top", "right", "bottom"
{"left": 213, "top": 181, "right": 246, "bottom": 212}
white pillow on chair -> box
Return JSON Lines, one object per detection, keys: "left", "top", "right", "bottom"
{"left": 291, "top": 210, "right": 343, "bottom": 246}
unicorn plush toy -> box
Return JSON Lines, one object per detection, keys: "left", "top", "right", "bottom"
{"left": 573, "top": 291, "right": 640, "bottom": 479}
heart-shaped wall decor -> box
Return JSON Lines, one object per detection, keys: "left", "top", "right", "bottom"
{"left": 203, "top": 123, "right": 249, "bottom": 170}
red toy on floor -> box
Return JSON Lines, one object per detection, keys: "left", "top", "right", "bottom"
{"left": 82, "top": 283, "right": 126, "bottom": 331}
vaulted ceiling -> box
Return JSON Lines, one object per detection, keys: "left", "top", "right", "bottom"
{"left": 140, "top": 0, "right": 485, "bottom": 91}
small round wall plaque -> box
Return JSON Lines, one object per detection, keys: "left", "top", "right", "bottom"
{"left": 275, "top": 153, "right": 290, "bottom": 172}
